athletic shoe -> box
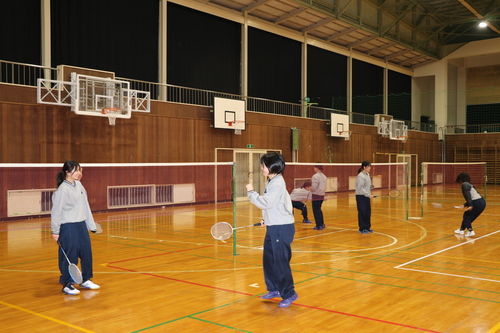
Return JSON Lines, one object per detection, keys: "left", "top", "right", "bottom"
{"left": 278, "top": 292, "right": 298, "bottom": 308}
{"left": 313, "top": 226, "right": 323, "bottom": 230}
{"left": 261, "top": 291, "right": 280, "bottom": 299}
{"left": 302, "top": 219, "right": 312, "bottom": 223}
{"left": 465, "top": 230, "right": 475, "bottom": 237}
{"left": 359, "top": 229, "right": 369, "bottom": 234}
{"left": 366, "top": 229, "right": 374, "bottom": 233}
{"left": 62, "top": 283, "right": 80, "bottom": 295}
{"left": 454, "top": 229, "right": 464, "bottom": 235}
{"left": 321, "top": 224, "right": 326, "bottom": 229}
{"left": 80, "top": 280, "right": 100, "bottom": 290}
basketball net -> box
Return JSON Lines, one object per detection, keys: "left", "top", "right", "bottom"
{"left": 228, "top": 120, "right": 244, "bottom": 135}
{"left": 339, "top": 131, "right": 351, "bottom": 141}
{"left": 102, "top": 108, "right": 121, "bottom": 126}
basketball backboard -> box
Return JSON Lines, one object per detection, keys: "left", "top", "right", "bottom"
{"left": 213, "top": 97, "right": 246, "bottom": 132}
{"left": 389, "top": 119, "right": 408, "bottom": 140}
{"left": 379, "top": 119, "right": 408, "bottom": 140}
{"left": 37, "top": 68, "right": 150, "bottom": 123}
{"left": 330, "top": 113, "right": 350, "bottom": 140}
{"left": 71, "top": 73, "right": 132, "bottom": 118}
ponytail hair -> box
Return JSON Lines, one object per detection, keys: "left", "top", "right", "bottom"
{"left": 56, "top": 160, "right": 81, "bottom": 187}
{"left": 358, "top": 161, "right": 371, "bottom": 174}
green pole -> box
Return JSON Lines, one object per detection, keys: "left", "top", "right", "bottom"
{"left": 484, "top": 162, "right": 487, "bottom": 200}
{"left": 232, "top": 162, "right": 238, "bottom": 256}
{"left": 421, "top": 163, "right": 424, "bottom": 218}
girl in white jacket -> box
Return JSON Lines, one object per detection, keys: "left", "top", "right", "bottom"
{"left": 51, "top": 160, "right": 100, "bottom": 295}
{"left": 246, "top": 152, "right": 298, "bottom": 308}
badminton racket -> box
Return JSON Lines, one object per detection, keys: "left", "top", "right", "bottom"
{"left": 430, "top": 203, "right": 464, "bottom": 209}
{"left": 93, "top": 223, "right": 103, "bottom": 235}
{"left": 57, "top": 241, "right": 83, "bottom": 284}
{"left": 211, "top": 221, "right": 259, "bottom": 241}
{"left": 374, "top": 189, "right": 400, "bottom": 198}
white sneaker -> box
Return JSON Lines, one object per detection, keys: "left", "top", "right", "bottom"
{"left": 454, "top": 229, "right": 464, "bottom": 235}
{"left": 465, "top": 230, "right": 475, "bottom": 237}
{"left": 62, "top": 283, "right": 80, "bottom": 295}
{"left": 80, "top": 280, "right": 100, "bottom": 290}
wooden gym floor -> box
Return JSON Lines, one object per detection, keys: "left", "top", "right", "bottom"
{"left": 1, "top": 185, "right": 500, "bottom": 333}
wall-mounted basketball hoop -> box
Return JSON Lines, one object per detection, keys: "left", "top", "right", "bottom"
{"left": 228, "top": 120, "right": 245, "bottom": 135}
{"left": 338, "top": 131, "right": 352, "bottom": 141}
{"left": 397, "top": 135, "right": 408, "bottom": 143}
{"left": 102, "top": 108, "right": 122, "bottom": 126}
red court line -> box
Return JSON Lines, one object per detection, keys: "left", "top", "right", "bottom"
{"left": 293, "top": 303, "right": 441, "bottom": 332}
{"left": 106, "top": 246, "right": 441, "bottom": 333}
{"left": 105, "top": 264, "right": 253, "bottom": 296}
{"left": 109, "top": 262, "right": 440, "bottom": 332}
{"left": 107, "top": 229, "right": 438, "bottom": 331}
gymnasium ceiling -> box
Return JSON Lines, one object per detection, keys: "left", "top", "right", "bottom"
{"left": 203, "top": 0, "right": 500, "bottom": 69}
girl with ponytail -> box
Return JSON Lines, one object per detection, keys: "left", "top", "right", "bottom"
{"left": 51, "top": 160, "right": 100, "bottom": 295}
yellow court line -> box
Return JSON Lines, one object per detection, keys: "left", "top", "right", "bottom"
{"left": 0, "top": 300, "right": 95, "bottom": 333}
{"left": 487, "top": 322, "right": 500, "bottom": 333}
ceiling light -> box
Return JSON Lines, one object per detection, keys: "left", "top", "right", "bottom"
{"left": 479, "top": 21, "right": 488, "bottom": 28}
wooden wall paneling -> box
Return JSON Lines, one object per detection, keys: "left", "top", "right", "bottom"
{"left": 0, "top": 84, "right": 37, "bottom": 104}
{"left": 467, "top": 65, "right": 500, "bottom": 105}
{"left": 0, "top": 103, "right": 8, "bottom": 161}
{"left": 0, "top": 85, "right": 469, "bottom": 168}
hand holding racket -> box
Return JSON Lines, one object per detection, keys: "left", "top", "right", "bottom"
{"left": 211, "top": 221, "right": 259, "bottom": 241}
{"left": 57, "top": 241, "right": 83, "bottom": 284}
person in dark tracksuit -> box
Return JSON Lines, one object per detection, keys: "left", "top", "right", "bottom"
{"left": 454, "top": 172, "right": 486, "bottom": 237}
{"left": 356, "top": 161, "right": 374, "bottom": 234}
{"left": 246, "top": 152, "right": 298, "bottom": 308}
{"left": 51, "top": 160, "right": 100, "bottom": 295}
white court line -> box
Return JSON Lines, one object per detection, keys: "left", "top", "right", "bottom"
{"left": 394, "top": 229, "right": 500, "bottom": 283}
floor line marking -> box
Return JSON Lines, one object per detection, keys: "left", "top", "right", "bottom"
{"left": 0, "top": 300, "right": 95, "bottom": 333}
{"left": 394, "top": 229, "right": 500, "bottom": 282}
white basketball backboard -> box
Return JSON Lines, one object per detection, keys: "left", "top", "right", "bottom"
{"left": 37, "top": 71, "right": 151, "bottom": 122}
{"left": 213, "top": 97, "right": 246, "bottom": 131}
{"left": 330, "top": 113, "right": 350, "bottom": 140}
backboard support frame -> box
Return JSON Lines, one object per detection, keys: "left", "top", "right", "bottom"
{"left": 37, "top": 71, "right": 151, "bottom": 122}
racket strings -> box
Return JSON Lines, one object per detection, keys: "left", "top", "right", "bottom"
{"left": 211, "top": 222, "right": 233, "bottom": 240}
{"left": 388, "top": 189, "right": 401, "bottom": 198}
{"left": 68, "top": 264, "right": 83, "bottom": 284}
{"left": 58, "top": 241, "right": 83, "bottom": 284}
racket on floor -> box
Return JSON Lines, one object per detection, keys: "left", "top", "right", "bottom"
{"left": 57, "top": 241, "right": 83, "bottom": 284}
{"left": 374, "top": 189, "right": 400, "bottom": 198}
{"left": 210, "top": 221, "right": 259, "bottom": 241}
